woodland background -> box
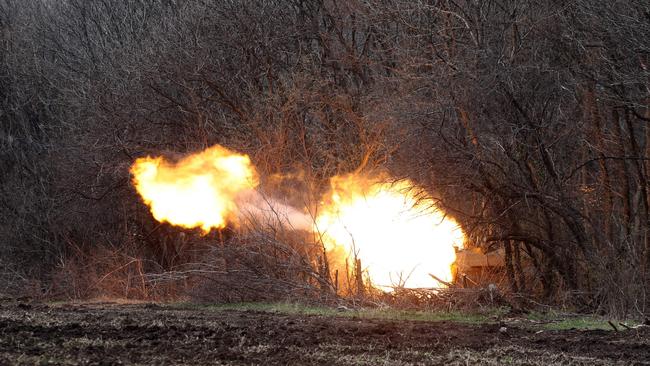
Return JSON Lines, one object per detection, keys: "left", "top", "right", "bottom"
{"left": 1, "top": 0, "right": 649, "bottom": 317}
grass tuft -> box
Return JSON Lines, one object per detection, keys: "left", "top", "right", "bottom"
{"left": 171, "top": 301, "right": 503, "bottom": 324}
{"left": 525, "top": 311, "right": 639, "bottom": 331}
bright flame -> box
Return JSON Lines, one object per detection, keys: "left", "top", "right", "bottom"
{"left": 130, "top": 145, "right": 463, "bottom": 290}
{"left": 315, "top": 174, "right": 464, "bottom": 289}
{"left": 130, "top": 145, "right": 258, "bottom": 232}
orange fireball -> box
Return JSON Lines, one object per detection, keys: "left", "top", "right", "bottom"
{"left": 130, "top": 145, "right": 257, "bottom": 232}
{"left": 315, "top": 174, "right": 464, "bottom": 289}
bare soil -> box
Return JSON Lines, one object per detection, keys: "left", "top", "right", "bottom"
{"left": 0, "top": 301, "right": 648, "bottom": 365}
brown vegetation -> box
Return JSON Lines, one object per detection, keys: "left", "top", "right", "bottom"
{"left": 0, "top": 0, "right": 649, "bottom": 317}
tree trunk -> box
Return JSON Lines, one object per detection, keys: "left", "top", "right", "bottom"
{"left": 504, "top": 240, "right": 519, "bottom": 293}
{"left": 585, "top": 87, "right": 613, "bottom": 244}
{"left": 611, "top": 107, "right": 632, "bottom": 238}
{"left": 514, "top": 241, "right": 526, "bottom": 293}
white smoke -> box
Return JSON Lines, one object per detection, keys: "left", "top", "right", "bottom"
{"left": 235, "top": 189, "right": 312, "bottom": 231}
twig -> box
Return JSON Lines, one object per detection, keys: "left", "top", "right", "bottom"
{"left": 607, "top": 320, "right": 619, "bottom": 332}
{"left": 428, "top": 273, "right": 453, "bottom": 287}
{"left": 618, "top": 322, "right": 631, "bottom": 330}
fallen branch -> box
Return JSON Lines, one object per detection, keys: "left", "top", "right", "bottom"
{"left": 428, "top": 273, "right": 453, "bottom": 288}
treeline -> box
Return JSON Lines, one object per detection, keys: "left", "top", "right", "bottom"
{"left": 0, "top": 0, "right": 648, "bottom": 316}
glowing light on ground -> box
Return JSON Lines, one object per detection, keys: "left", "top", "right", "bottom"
{"left": 315, "top": 174, "right": 464, "bottom": 289}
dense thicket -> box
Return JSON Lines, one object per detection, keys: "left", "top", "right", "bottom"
{"left": 1, "top": 0, "right": 648, "bottom": 316}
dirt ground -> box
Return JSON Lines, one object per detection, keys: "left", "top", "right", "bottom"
{"left": 0, "top": 301, "right": 648, "bottom": 365}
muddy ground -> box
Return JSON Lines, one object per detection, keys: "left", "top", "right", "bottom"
{"left": 0, "top": 302, "right": 648, "bottom": 365}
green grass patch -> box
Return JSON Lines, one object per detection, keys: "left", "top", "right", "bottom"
{"left": 172, "top": 302, "right": 641, "bottom": 331}
{"left": 542, "top": 317, "right": 613, "bottom": 330}
{"left": 171, "top": 301, "right": 502, "bottom": 324}
{"left": 525, "top": 311, "right": 638, "bottom": 331}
